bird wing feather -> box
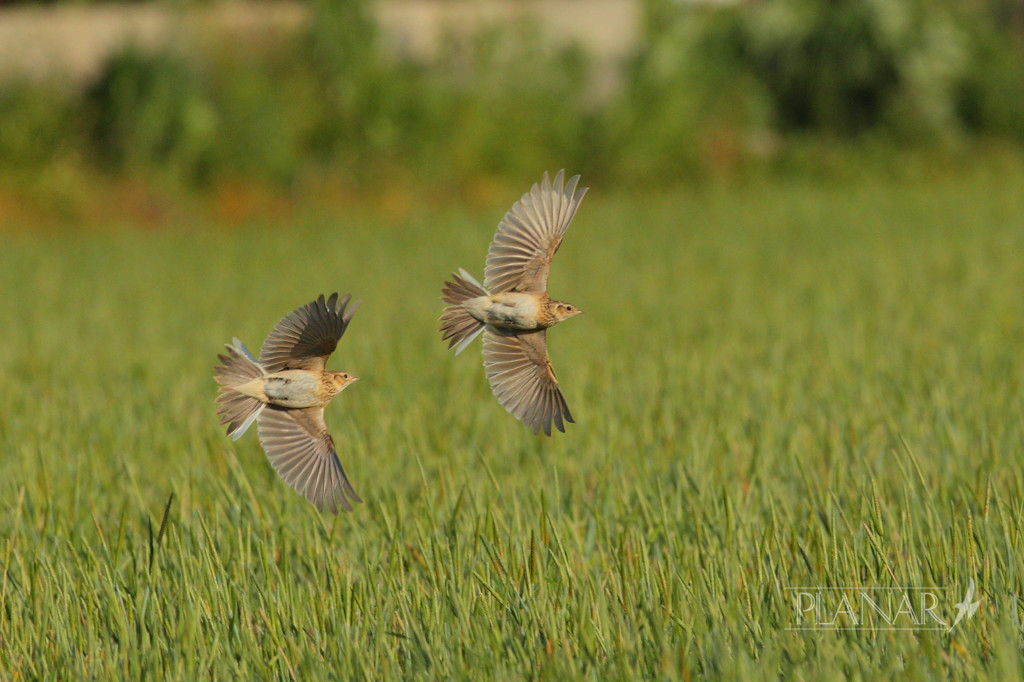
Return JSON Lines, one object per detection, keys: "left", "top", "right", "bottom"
{"left": 256, "top": 405, "right": 361, "bottom": 513}
{"left": 484, "top": 170, "right": 588, "bottom": 294}
{"left": 482, "top": 328, "right": 573, "bottom": 436}
{"left": 259, "top": 293, "right": 360, "bottom": 373}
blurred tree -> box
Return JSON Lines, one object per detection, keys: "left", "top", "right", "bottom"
{"left": 84, "top": 49, "right": 217, "bottom": 183}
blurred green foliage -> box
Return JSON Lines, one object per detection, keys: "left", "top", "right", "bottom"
{"left": 1, "top": 0, "right": 1022, "bottom": 195}
{"left": 85, "top": 51, "right": 218, "bottom": 182}
{"left": 0, "top": 82, "right": 77, "bottom": 168}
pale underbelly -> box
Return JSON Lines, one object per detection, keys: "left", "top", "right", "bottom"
{"left": 262, "top": 372, "right": 321, "bottom": 408}
{"left": 465, "top": 295, "right": 543, "bottom": 330}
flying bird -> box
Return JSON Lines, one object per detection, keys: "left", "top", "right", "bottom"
{"left": 440, "top": 170, "right": 587, "bottom": 435}
{"left": 214, "top": 293, "right": 362, "bottom": 513}
{"left": 948, "top": 577, "right": 981, "bottom": 632}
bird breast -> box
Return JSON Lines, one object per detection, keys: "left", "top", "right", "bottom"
{"left": 262, "top": 370, "right": 324, "bottom": 408}
{"left": 466, "top": 292, "right": 545, "bottom": 330}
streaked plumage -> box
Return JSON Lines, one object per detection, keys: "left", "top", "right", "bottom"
{"left": 214, "top": 293, "right": 362, "bottom": 513}
{"left": 440, "top": 170, "right": 587, "bottom": 435}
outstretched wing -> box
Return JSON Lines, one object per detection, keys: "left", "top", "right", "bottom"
{"left": 256, "top": 405, "right": 361, "bottom": 513}
{"left": 482, "top": 328, "right": 573, "bottom": 436}
{"left": 259, "top": 293, "right": 360, "bottom": 373}
{"left": 484, "top": 170, "right": 588, "bottom": 294}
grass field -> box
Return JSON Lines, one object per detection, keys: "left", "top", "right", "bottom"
{"left": 1, "top": 163, "right": 1023, "bottom": 679}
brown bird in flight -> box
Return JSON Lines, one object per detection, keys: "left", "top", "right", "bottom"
{"left": 214, "top": 293, "right": 362, "bottom": 513}
{"left": 440, "top": 170, "right": 587, "bottom": 435}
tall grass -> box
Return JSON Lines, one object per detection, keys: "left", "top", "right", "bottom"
{"left": 1, "top": 164, "right": 1023, "bottom": 678}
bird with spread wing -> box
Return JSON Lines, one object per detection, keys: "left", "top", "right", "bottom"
{"left": 214, "top": 293, "right": 362, "bottom": 513}
{"left": 440, "top": 170, "right": 587, "bottom": 435}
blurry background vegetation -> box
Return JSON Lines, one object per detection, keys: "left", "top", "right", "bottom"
{"left": 0, "top": 0, "right": 1023, "bottom": 225}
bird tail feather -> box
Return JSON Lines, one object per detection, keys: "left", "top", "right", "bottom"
{"left": 214, "top": 338, "right": 267, "bottom": 440}
{"left": 440, "top": 268, "right": 488, "bottom": 355}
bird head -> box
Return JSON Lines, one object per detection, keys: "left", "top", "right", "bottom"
{"left": 551, "top": 301, "right": 584, "bottom": 322}
{"left": 329, "top": 371, "right": 360, "bottom": 393}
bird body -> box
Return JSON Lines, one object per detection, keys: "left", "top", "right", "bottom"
{"left": 460, "top": 291, "right": 581, "bottom": 331}
{"left": 214, "top": 293, "right": 362, "bottom": 513}
{"left": 439, "top": 170, "right": 587, "bottom": 435}
{"left": 461, "top": 291, "right": 583, "bottom": 331}
{"left": 232, "top": 369, "right": 356, "bottom": 409}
